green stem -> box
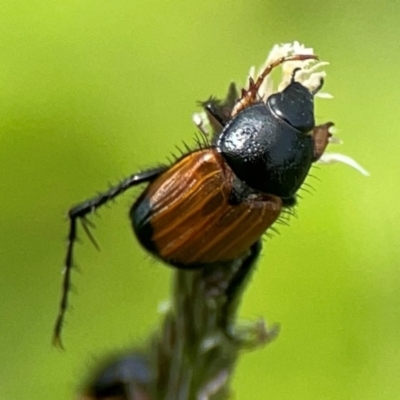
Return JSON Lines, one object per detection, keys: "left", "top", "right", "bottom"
{"left": 81, "top": 248, "right": 278, "bottom": 400}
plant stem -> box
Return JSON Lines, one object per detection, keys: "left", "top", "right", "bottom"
{"left": 81, "top": 246, "right": 278, "bottom": 400}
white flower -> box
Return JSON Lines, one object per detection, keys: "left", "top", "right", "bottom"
{"left": 318, "top": 151, "right": 370, "bottom": 176}
{"left": 250, "top": 41, "right": 332, "bottom": 100}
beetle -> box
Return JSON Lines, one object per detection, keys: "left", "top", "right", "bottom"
{"left": 53, "top": 53, "right": 333, "bottom": 348}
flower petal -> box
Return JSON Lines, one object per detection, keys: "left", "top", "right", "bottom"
{"left": 318, "top": 152, "right": 370, "bottom": 176}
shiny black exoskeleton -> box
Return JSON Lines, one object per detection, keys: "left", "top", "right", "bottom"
{"left": 218, "top": 82, "right": 315, "bottom": 202}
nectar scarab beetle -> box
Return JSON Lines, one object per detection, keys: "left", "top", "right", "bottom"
{"left": 53, "top": 49, "right": 336, "bottom": 348}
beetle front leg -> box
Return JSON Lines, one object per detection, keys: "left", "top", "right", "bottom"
{"left": 312, "top": 122, "right": 334, "bottom": 162}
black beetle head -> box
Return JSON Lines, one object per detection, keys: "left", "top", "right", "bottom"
{"left": 268, "top": 81, "right": 315, "bottom": 133}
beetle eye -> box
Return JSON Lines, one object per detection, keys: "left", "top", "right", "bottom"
{"left": 268, "top": 82, "right": 315, "bottom": 134}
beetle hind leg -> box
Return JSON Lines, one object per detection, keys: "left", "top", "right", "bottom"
{"left": 53, "top": 166, "right": 167, "bottom": 348}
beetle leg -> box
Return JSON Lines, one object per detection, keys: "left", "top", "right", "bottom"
{"left": 232, "top": 54, "right": 319, "bottom": 117}
{"left": 312, "top": 122, "right": 334, "bottom": 161}
{"left": 53, "top": 166, "right": 168, "bottom": 349}
{"left": 311, "top": 77, "right": 324, "bottom": 95}
{"left": 221, "top": 241, "right": 262, "bottom": 329}
{"left": 198, "top": 82, "right": 239, "bottom": 140}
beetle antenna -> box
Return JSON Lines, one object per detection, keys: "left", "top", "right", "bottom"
{"left": 254, "top": 54, "right": 318, "bottom": 94}
{"left": 290, "top": 67, "right": 302, "bottom": 83}
{"left": 232, "top": 54, "right": 318, "bottom": 116}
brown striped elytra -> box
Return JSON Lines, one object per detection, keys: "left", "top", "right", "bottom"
{"left": 131, "top": 149, "right": 282, "bottom": 265}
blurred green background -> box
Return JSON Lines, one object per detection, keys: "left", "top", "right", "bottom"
{"left": 1, "top": 0, "right": 398, "bottom": 399}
